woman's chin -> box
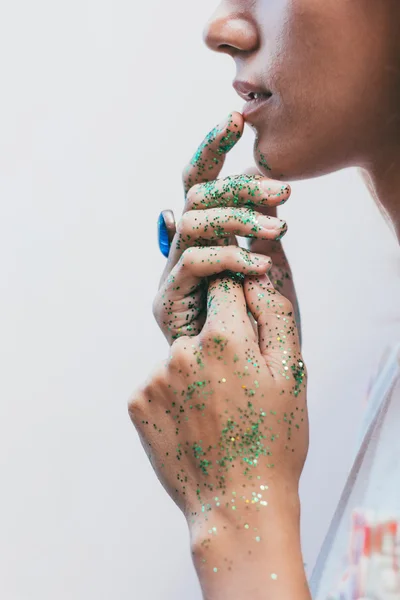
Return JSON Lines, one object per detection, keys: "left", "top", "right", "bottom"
{"left": 253, "top": 141, "right": 340, "bottom": 182}
{"left": 253, "top": 126, "right": 353, "bottom": 181}
{"left": 253, "top": 144, "right": 290, "bottom": 180}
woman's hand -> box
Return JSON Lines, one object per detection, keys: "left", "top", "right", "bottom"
{"left": 129, "top": 267, "right": 310, "bottom": 599}
{"left": 154, "top": 112, "right": 295, "bottom": 345}
{"left": 238, "top": 165, "right": 303, "bottom": 346}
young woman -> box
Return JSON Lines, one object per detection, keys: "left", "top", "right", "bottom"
{"left": 129, "top": 1, "right": 400, "bottom": 598}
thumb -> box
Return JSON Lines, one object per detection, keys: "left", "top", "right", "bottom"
{"left": 243, "top": 274, "right": 302, "bottom": 371}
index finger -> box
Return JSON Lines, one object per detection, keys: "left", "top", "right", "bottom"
{"left": 160, "top": 112, "right": 245, "bottom": 287}
{"left": 182, "top": 111, "right": 244, "bottom": 195}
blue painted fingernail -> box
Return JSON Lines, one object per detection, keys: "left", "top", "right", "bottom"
{"left": 158, "top": 212, "right": 171, "bottom": 258}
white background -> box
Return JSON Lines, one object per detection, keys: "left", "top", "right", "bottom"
{"left": 0, "top": 1, "right": 399, "bottom": 598}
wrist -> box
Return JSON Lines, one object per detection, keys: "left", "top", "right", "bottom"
{"left": 188, "top": 486, "right": 310, "bottom": 600}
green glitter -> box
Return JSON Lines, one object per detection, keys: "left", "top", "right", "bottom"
{"left": 258, "top": 152, "right": 272, "bottom": 171}
{"left": 291, "top": 359, "right": 306, "bottom": 397}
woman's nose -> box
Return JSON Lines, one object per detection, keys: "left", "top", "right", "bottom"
{"left": 203, "top": 9, "right": 259, "bottom": 56}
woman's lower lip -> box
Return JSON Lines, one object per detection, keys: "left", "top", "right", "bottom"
{"left": 242, "top": 96, "right": 272, "bottom": 120}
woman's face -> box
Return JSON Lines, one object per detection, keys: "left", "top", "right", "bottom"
{"left": 204, "top": 0, "right": 400, "bottom": 180}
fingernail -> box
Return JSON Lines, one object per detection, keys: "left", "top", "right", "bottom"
{"left": 190, "top": 114, "right": 236, "bottom": 168}
{"left": 275, "top": 221, "right": 288, "bottom": 241}
{"left": 218, "top": 115, "right": 241, "bottom": 155}
{"left": 278, "top": 184, "right": 291, "bottom": 204}
{"left": 252, "top": 254, "right": 272, "bottom": 268}
{"left": 157, "top": 212, "right": 170, "bottom": 258}
{"left": 216, "top": 113, "right": 232, "bottom": 133}
{"left": 258, "top": 216, "right": 287, "bottom": 232}
{"left": 260, "top": 181, "right": 291, "bottom": 203}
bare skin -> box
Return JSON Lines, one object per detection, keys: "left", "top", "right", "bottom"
{"left": 132, "top": 116, "right": 310, "bottom": 599}
{"left": 203, "top": 0, "right": 400, "bottom": 239}
{"left": 132, "top": 272, "right": 309, "bottom": 599}
{"left": 156, "top": 113, "right": 301, "bottom": 346}
{"left": 130, "top": 1, "right": 400, "bottom": 598}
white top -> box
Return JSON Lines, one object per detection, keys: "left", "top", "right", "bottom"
{"left": 311, "top": 344, "right": 400, "bottom": 599}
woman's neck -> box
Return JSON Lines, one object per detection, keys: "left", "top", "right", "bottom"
{"left": 363, "top": 148, "right": 400, "bottom": 243}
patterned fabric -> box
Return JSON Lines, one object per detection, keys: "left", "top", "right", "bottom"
{"left": 310, "top": 344, "right": 400, "bottom": 600}
{"left": 327, "top": 510, "right": 400, "bottom": 599}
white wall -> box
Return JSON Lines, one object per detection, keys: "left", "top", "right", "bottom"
{"left": 0, "top": 1, "right": 399, "bottom": 598}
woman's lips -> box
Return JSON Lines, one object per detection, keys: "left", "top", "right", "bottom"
{"left": 242, "top": 95, "right": 272, "bottom": 120}
{"left": 233, "top": 80, "right": 272, "bottom": 122}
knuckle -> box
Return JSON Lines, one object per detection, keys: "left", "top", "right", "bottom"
{"left": 277, "top": 294, "right": 294, "bottom": 315}
{"left": 178, "top": 246, "right": 199, "bottom": 268}
{"left": 185, "top": 183, "right": 202, "bottom": 210}
{"left": 152, "top": 293, "right": 162, "bottom": 321}
{"left": 176, "top": 212, "right": 192, "bottom": 235}
{"left": 212, "top": 245, "right": 235, "bottom": 267}
{"left": 152, "top": 292, "right": 171, "bottom": 331}
{"left": 182, "top": 163, "right": 191, "bottom": 186}
{"left": 234, "top": 246, "right": 245, "bottom": 259}
{"left": 169, "top": 335, "right": 195, "bottom": 367}
{"left": 152, "top": 292, "right": 177, "bottom": 340}
{"left": 128, "top": 365, "right": 167, "bottom": 424}
{"left": 144, "top": 368, "right": 166, "bottom": 396}
{"left": 127, "top": 388, "right": 148, "bottom": 425}
{"left": 200, "top": 324, "right": 231, "bottom": 346}
{"left": 234, "top": 246, "right": 252, "bottom": 264}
